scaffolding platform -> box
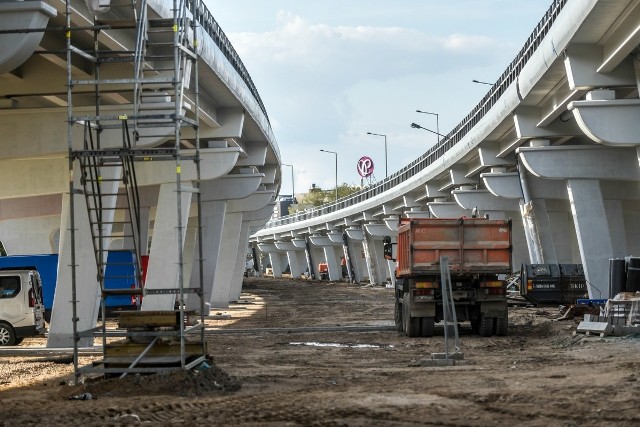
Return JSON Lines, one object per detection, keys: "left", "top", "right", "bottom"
{"left": 81, "top": 310, "right": 207, "bottom": 375}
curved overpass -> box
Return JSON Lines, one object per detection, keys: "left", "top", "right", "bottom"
{"left": 0, "top": 0, "right": 281, "bottom": 346}
{"left": 253, "top": 0, "right": 640, "bottom": 299}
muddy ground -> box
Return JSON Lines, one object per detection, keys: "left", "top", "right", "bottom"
{"left": 1, "top": 277, "right": 640, "bottom": 426}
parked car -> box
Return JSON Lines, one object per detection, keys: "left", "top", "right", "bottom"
{"left": 0, "top": 267, "right": 46, "bottom": 345}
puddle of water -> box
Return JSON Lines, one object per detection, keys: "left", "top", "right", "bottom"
{"left": 288, "top": 342, "right": 393, "bottom": 349}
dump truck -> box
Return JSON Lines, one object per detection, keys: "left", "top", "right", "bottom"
{"left": 384, "top": 217, "right": 512, "bottom": 337}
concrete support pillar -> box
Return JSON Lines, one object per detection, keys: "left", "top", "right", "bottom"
{"left": 516, "top": 145, "right": 640, "bottom": 295}
{"left": 48, "top": 189, "right": 99, "bottom": 348}
{"left": 181, "top": 216, "right": 199, "bottom": 301}
{"left": 511, "top": 218, "right": 528, "bottom": 271}
{"left": 623, "top": 203, "right": 640, "bottom": 255}
{"left": 345, "top": 227, "right": 367, "bottom": 283}
{"left": 522, "top": 198, "right": 558, "bottom": 264}
{"left": 250, "top": 244, "right": 262, "bottom": 276}
{"left": 210, "top": 211, "right": 243, "bottom": 306}
{"left": 286, "top": 250, "right": 306, "bottom": 278}
{"left": 340, "top": 233, "right": 356, "bottom": 282}
{"left": 310, "top": 245, "right": 324, "bottom": 277}
{"left": 350, "top": 241, "right": 367, "bottom": 283}
{"left": 386, "top": 256, "right": 396, "bottom": 287}
{"left": 141, "top": 182, "right": 193, "bottom": 310}
{"left": 229, "top": 219, "right": 252, "bottom": 302}
{"left": 308, "top": 235, "right": 342, "bottom": 280}
{"left": 0, "top": 216, "right": 60, "bottom": 255}
{"left": 268, "top": 252, "right": 284, "bottom": 278}
{"left": 362, "top": 233, "right": 387, "bottom": 286}
{"left": 567, "top": 179, "right": 614, "bottom": 298}
{"left": 361, "top": 235, "right": 376, "bottom": 285}
{"left": 604, "top": 199, "right": 628, "bottom": 258}
{"left": 548, "top": 211, "right": 576, "bottom": 264}
{"left": 323, "top": 245, "right": 341, "bottom": 282}
{"left": 121, "top": 206, "right": 151, "bottom": 255}
{"left": 185, "top": 200, "right": 226, "bottom": 314}
{"left": 304, "top": 239, "right": 317, "bottom": 278}
{"left": 48, "top": 162, "right": 120, "bottom": 347}
{"left": 362, "top": 222, "right": 396, "bottom": 286}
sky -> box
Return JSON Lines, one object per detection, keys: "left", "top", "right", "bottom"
{"left": 204, "top": 1, "right": 553, "bottom": 195}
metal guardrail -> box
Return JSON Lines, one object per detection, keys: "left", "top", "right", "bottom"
{"left": 186, "top": 0, "right": 269, "bottom": 123}
{"left": 265, "top": 0, "right": 567, "bottom": 229}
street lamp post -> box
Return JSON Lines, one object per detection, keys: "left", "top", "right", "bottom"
{"left": 410, "top": 122, "right": 445, "bottom": 139}
{"left": 416, "top": 110, "right": 439, "bottom": 143}
{"left": 319, "top": 149, "right": 338, "bottom": 202}
{"left": 282, "top": 163, "right": 295, "bottom": 204}
{"left": 366, "top": 132, "right": 387, "bottom": 177}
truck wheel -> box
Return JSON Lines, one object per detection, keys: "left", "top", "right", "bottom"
{"left": 420, "top": 317, "right": 435, "bottom": 337}
{"left": 495, "top": 317, "right": 508, "bottom": 336}
{"left": 403, "top": 293, "right": 420, "bottom": 337}
{"left": 394, "top": 297, "right": 403, "bottom": 332}
{"left": 479, "top": 316, "right": 494, "bottom": 337}
{"left": 470, "top": 319, "right": 480, "bottom": 334}
{"left": 0, "top": 322, "right": 16, "bottom": 346}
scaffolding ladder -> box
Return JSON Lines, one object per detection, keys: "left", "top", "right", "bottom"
{"left": 65, "top": 0, "right": 205, "bottom": 380}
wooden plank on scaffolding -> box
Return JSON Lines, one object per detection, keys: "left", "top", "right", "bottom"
{"left": 117, "top": 310, "right": 198, "bottom": 328}
{"left": 105, "top": 340, "right": 206, "bottom": 358}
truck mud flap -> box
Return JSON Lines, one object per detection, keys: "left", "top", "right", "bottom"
{"left": 480, "top": 301, "right": 507, "bottom": 318}
{"left": 410, "top": 302, "right": 436, "bottom": 318}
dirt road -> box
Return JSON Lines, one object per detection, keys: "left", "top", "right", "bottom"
{"left": 1, "top": 277, "right": 640, "bottom": 426}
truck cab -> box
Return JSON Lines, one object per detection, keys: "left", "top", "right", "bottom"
{"left": 0, "top": 267, "right": 46, "bottom": 345}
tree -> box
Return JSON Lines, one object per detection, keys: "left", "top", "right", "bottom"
{"left": 294, "top": 183, "right": 362, "bottom": 209}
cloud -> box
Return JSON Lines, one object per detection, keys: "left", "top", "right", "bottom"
{"left": 442, "top": 34, "right": 496, "bottom": 52}
{"left": 223, "top": 11, "right": 519, "bottom": 190}
{"left": 231, "top": 12, "right": 507, "bottom": 83}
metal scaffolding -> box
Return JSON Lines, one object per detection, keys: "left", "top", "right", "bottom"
{"left": 64, "top": 0, "right": 205, "bottom": 380}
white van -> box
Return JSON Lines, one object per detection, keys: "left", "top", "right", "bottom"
{"left": 0, "top": 268, "right": 46, "bottom": 345}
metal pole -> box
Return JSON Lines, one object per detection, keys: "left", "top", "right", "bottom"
{"left": 192, "top": 6, "right": 205, "bottom": 350}
{"left": 283, "top": 163, "right": 295, "bottom": 204}
{"left": 416, "top": 110, "right": 440, "bottom": 144}
{"left": 319, "top": 150, "right": 338, "bottom": 202}
{"left": 334, "top": 154, "right": 338, "bottom": 202}
{"left": 366, "top": 132, "right": 387, "bottom": 177}
{"left": 65, "top": 0, "right": 79, "bottom": 384}
{"left": 384, "top": 135, "right": 388, "bottom": 178}
{"left": 172, "top": 0, "right": 186, "bottom": 369}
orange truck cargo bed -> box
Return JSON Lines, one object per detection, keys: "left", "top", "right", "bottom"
{"left": 396, "top": 218, "right": 512, "bottom": 277}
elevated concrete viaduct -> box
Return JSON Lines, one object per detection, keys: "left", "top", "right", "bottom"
{"left": 0, "top": 0, "right": 281, "bottom": 347}
{"left": 252, "top": 0, "right": 640, "bottom": 301}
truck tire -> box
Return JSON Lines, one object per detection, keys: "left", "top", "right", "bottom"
{"left": 394, "top": 296, "right": 403, "bottom": 332}
{"left": 479, "top": 316, "right": 494, "bottom": 337}
{"left": 470, "top": 319, "right": 480, "bottom": 334}
{"left": 420, "top": 317, "right": 435, "bottom": 337}
{"left": 403, "top": 293, "right": 420, "bottom": 337}
{"left": 495, "top": 317, "right": 508, "bottom": 336}
{"left": 0, "top": 322, "right": 16, "bottom": 346}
